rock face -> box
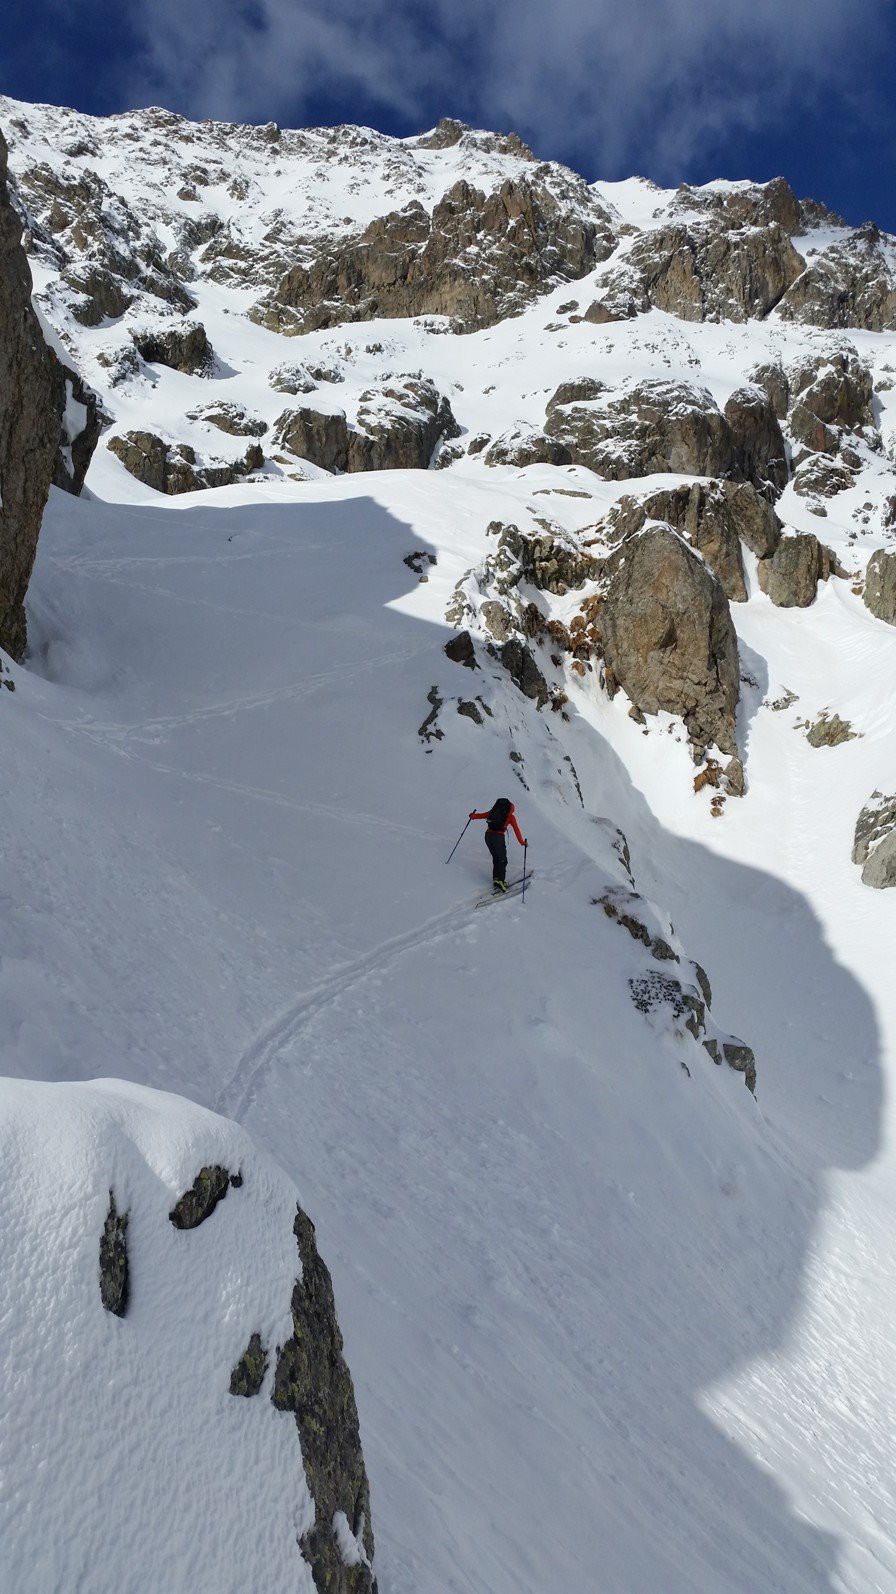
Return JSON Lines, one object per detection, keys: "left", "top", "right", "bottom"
{"left": 132, "top": 321, "right": 213, "bottom": 374}
{"left": 50, "top": 354, "right": 102, "bottom": 494}
{"left": 788, "top": 345, "right": 876, "bottom": 461}
{"left": 107, "top": 431, "right": 263, "bottom": 493}
{"left": 723, "top": 385, "right": 788, "bottom": 495}
{"left": 601, "top": 480, "right": 782, "bottom": 601}
{"left": 607, "top": 216, "right": 804, "bottom": 323}
{"left": 864, "top": 549, "right": 896, "bottom": 623}
{"left": 757, "top": 533, "right": 833, "bottom": 607}
{"left": 253, "top": 175, "right": 617, "bottom": 333}
{"left": 853, "top": 792, "right": 896, "bottom": 887}
{"left": 0, "top": 127, "right": 61, "bottom": 657}
{"left": 274, "top": 377, "right": 457, "bottom": 473}
{"left": 545, "top": 379, "right": 736, "bottom": 481}
{"left": 499, "top": 637, "right": 550, "bottom": 706}
{"left": 99, "top": 1192, "right": 129, "bottom": 1317}
{"left": 778, "top": 226, "right": 896, "bottom": 331}
{"left": 272, "top": 1206, "right": 376, "bottom": 1593}
{"left": 600, "top": 525, "right": 740, "bottom": 753}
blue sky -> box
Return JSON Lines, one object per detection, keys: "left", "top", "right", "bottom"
{"left": 3, "top": 0, "right": 896, "bottom": 230}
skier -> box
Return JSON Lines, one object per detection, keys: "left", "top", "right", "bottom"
{"left": 468, "top": 798, "right": 527, "bottom": 891}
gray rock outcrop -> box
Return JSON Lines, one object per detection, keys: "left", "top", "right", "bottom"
{"left": 0, "top": 127, "right": 61, "bottom": 657}
{"left": 600, "top": 524, "right": 740, "bottom": 753}
{"left": 132, "top": 321, "right": 213, "bottom": 375}
{"left": 757, "top": 533, "right": 834, "bottom": 607}
{"left": 274, "top": 377, "right": 457, "bottom": 473}
{"left": 607, "top": 217, "right": 804, "bottom": 324}
{"left": 50, "top": 354, "right": 102, "bottom": 494}
{"left": 723, "top": 385, "right": 788, "bottom": 495}
{"left": 601, "top": 480, "right": 782, "bottom": 601}
{"left": 107, "top": 431, "right": 263, "bottom": 493}
{"left": 545, "top": 378, "right": 736, "bottom": 481}
{"left": 255, "top": 175, "right": 616, "bottom": 334}
{"left": 272, "top": 1206, "right": 377, "bottom": 1593}
{"left": 778, "top": 225, "right": 896, "bottom": 332}
{"left": 99, "top": 1191, "right": 129, "bottom": 1317}
{"left": 863, "top": 548, "right": 896, "bottom": 624}
{"left": 853, "top": 793, "right": 896, "bottom": 888}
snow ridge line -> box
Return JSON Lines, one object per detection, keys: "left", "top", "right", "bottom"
{"left": 214, "top": 888, "right": 529, "bottom": 1122}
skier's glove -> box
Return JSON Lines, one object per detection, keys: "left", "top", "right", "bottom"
{"left": 469, "top": 811, "right": 476, "bottom": 819}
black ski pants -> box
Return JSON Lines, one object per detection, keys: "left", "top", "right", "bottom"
{"left": 485, "top": 828, "right": 507, "bottom": 883}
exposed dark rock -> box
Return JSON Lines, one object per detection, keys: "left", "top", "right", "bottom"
{"left": 864, "top": 549, "right": 896, "bottom": 624}
{"left": 597, "top": 889, "right": 680, "bottom": 964}
{"left": 792, "top": 456, "right": 854, "bottom": 499}
{"left": 254, "top": 175, "right": 617, "bottom": 334}
{"left": 672, "top": 176, "right": 804, "bottom": 233}
{"left": 545, "top": 379, "right": 736, "bottom": 481}
{"left": 500, "top": 638, "right": 549, "bottom": 707}
{"left": 602, "top": 217, "right": 803, "bottom": 323}
{"left": 418, "top": 685, "right": 444, "bottom": 742}
{"left": 723, "top": 385, "right": 788, "bottom": 495}
{"left": 757, "top": 533, "right": 832, "bottom": 607}
{"left": 272, "top": 1206, "right": 376, "bottom": 1594}
{"left": 132, "top": 321, "right": 213, "bottom": 375}
{"left": 107, "top": 431, "right": 263, "bottom": 493}
{"left": 457, "top": 699, "right": 483, "bottom": 724}
{"left": 273, "top": 378, "right": 456, "bottom": 473}
{"left": 99, "top": 1191, "right": 129, "bottom": 1317}
{"left": 806, "top": 713, "right": 857, "bottom": 747}
{"left": 778, "top": 228, "right": 896, "bottom": 331}
{"left": 721, "top": 1041, "right": 757, "bottom": 1093}
{"left": 600, "top": 525, "right": 740, "bottom": 754}
{"left": 50, "top": 354, "right": 102, "bottom": 494}
{"left": 444, "top": 631, "right": 478, "bottom": 668}
{"left": 230, "top": 1333, "right": 268, "bottom": 1397}
{"left": 169, "top": 1164, "right": 241, "bottom": 1230}
{"left": 491, "top": 521, "right": 601, "bottom": 595}
{"left": 0, "top": 127, "right": 61, "bottom": 657}
{"left": 749, "top": 361, "right": 789, "bottom": 419}
{"left": 853, "top": 792, "right": 896, "bottom": 888}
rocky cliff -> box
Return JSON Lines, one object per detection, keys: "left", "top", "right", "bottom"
{"left": 0, "top": 127, "right": 60, "bottom": 658}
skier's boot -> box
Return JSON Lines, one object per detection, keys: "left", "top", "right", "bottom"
{"left": 493, "top": 879, "right": 509, "bottom": 893}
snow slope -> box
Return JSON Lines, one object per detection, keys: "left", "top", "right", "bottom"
{"left": 2, "top": 98, "right": 896, "bottom": 1594}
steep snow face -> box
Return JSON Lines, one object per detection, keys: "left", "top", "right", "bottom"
{"left": 0, "top": 1078, "right": 314, "bottom": 1593}
{"left": 2, "top": 96, "right": 896, "bottom": 1594}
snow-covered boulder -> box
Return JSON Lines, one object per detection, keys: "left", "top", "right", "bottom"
{"left": 274, "top": 377, "right": 457, "bottom": 473}
{"left": 0, "top": 1078, "right": 376, "bottom": 1594}
{"left": 544, "top": 378, "right": 737, "bottom": 482}
{"left": 107, "top": 430, "right": 263, "bottom": 493}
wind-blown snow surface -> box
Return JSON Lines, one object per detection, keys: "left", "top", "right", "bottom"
{"left": 0, "top": 1078, "right": 313, "bottom": 1593}
{"left": 2, "top": 99, "right": 896, "bottom": 1594}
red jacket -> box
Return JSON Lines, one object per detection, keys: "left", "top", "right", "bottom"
{"left": 471, "top": 805, "right": 525, "bottom": 844}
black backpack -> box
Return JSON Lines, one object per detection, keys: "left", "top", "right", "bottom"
{"left": 486, "top": 798, "right": 512, "bottom": 830}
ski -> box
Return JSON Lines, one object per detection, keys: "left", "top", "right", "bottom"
{"left": 475, "top": 871, "right": 534, "bottom": 908}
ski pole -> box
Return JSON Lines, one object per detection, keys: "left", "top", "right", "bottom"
{"left": 445, "top": 816, "right": 472, "bottom": 864}
{"left": 521, "top": 841, "right": 528, "bottom": 903}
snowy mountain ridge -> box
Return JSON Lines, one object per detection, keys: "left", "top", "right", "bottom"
{"left": 1, "top": 94, "right": 896, "bottom": 1594}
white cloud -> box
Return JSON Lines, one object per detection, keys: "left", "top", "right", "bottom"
{"left": 122, "top": 0, "right": 887, "bottom": 181}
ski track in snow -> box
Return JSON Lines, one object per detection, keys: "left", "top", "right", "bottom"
{"left": 215, "top": 896, "right": 516, "bottom": 1121}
